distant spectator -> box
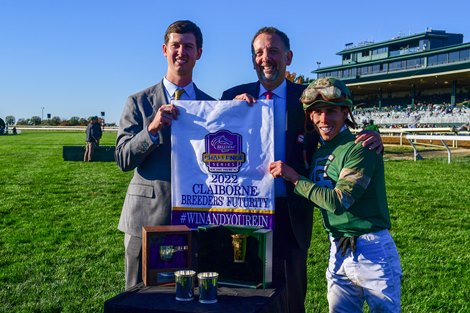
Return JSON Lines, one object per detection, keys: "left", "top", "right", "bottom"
{"left": 364, "top": 119, "right": 380, "bottom": 132}
{"left": 84, "top": 116, "right": 102, "bottom": 162}
{"left": 361, "top": 118, "right": 369, "bottom": 128}
{"left": 354, "top": 102, "right": 469, "bottom": 128}
{"left": 12, "top": 127, "right": 17, "bottom": 135}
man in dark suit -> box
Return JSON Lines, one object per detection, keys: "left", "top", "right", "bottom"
{"left": 221, "top": 27, "right": 314, "bottom": 313}
{"left": 115, "top": 20, "right": 214, "bottom": 290}
{"left": 222, "top": 27, "right": 382, "bottom": 313}
{"left": 84, "top": 116, "right": 102, "bottom": 162}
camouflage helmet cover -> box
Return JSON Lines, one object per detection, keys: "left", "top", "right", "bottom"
{"left": 301, "top": 77, "right": 353, "bottom": 111}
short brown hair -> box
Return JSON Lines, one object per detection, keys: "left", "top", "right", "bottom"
{"left": 251, "top": 26, "right": 291, "bottom": 55}
{"left": 164, "top": 20, "right": 203, "bottom": 49}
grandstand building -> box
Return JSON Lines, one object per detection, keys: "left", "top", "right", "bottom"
{"left": 314, "top": 29, "right": 470, "bottom": 110}
{"left": 312, "top": 29, "right": 470, "bottom": 125}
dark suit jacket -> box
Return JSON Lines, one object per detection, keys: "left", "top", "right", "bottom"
{"left": 116, "top": 80, "right": 214, "bottom": 237}
{"left": 221, "top": 79, "right": 318, "bottom": 251}
{"left": 86, "top": 122, "right": 102, "bottom": 143}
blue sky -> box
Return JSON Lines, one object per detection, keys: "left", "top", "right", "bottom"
{"left": 1, "top": 0, "right": 469, "bottom": 124}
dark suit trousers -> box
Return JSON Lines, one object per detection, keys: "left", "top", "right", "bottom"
{"left": 273, "top": 198, "right": 308, "bottom": 313}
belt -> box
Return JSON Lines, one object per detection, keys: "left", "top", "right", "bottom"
{"left": 335, "top": 236, "right": 357, "bottom": 256}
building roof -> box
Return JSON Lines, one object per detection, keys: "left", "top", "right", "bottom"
{"left": 337, "top": 29, "right": 462, "bottom": 55}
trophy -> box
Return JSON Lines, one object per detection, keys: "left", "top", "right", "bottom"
{"left": 159, "top": 245, "right": 189, "bottom": 262}
{"left": 231, "top": 234, "right": 248, "bottom": 263}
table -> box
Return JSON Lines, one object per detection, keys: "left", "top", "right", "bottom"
{"left": 104, "top": 283, "right": 286, "bottom": 313}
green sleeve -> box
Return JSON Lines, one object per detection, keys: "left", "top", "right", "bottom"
{"left": 294, "top": 176, "right": 347, "bottom": 214}
{"left": 294, "top": 144, "right": 378, "bottom": 214}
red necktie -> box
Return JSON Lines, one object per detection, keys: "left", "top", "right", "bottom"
{"left": 265, "top": 91, "right": 273, "bottom": 100}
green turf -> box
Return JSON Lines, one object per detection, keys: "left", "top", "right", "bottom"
{"left": 0, "top": 131, "right": 469, "bottom": 312}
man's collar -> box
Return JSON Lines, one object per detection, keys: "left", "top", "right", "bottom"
{"left": 258, "top": 79, "right": 287, "bottom": 99}
{"left": 163, "top": 77, "right": 194, "bottom": 97}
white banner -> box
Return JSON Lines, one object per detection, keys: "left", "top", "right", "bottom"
{"left": 171, "top": 100, "right": 274, "bottom": 229}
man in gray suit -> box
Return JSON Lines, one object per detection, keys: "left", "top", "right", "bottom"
{"left": 222, "top": 27, "right": 382, "bottom": 313}
{"left": 115, "top": 20, "right": 214, "bottom": 290}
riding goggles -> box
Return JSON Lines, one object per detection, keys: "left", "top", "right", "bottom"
{"left": 301, "top": 85, "right": 347, "bottom": 103}
{"left": 301, "top": 77, "right": 353, "bottom": 110}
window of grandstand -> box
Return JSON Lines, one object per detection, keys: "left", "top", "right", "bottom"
{"left": 388, "top": 60, "right": 406, "bottom": 72}
{"left": 437, "top": 53, "right": 448, "bottom": 64}
{"left": 406, "top": 46, "right": 420, "bottom": 54}
{"left": 371, "top": 47, "right": 388, "bottom": 55}
{"left": 371, "top": 47, "right": 388, "bottom": 60}
{"left": 319, "top": 71, "right": 342, "bottom": 78}
{"left": 389, "top": 49, "right": 400, "bottom": 57}
{"left": 342, "top": 68, "right": 356, "bottom": 78}
{"left": 359, "top": 64, "right": 389, "bottom": 76}
{"left": 419, "top": 39, "right": 430, "bottom": 51}
{"left": 389, "top": 44, "right": 418, "bottom": 57}
{"left": 406, "top": 58, "right": 425, "bottom": 69}
{"left": 449, "top": 51, "right": 460, "bottom": 63}
{"left": 460, "top": 49, "right": 469, "bottom": 60}
{"left": 360, "top": 65, "right": 370, "bottom": 75}
{"left": 330, "top": 70, "right": 340, "bottom": 78}
{"left": 427, "top": 54, "right": 448, "bottom": 66}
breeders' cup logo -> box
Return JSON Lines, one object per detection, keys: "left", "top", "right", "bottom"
{"left": 202, "top": 130, "right": 246, "bottom": 173}
{"left": 211, "top": 135, "right": 234, "bottom": 152}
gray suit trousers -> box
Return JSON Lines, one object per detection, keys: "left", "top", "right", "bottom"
{"left": 124, "top": 234, "right": 142, "bottom": 290}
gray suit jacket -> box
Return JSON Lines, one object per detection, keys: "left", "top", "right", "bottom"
{"left": 116, "top": 80, "right": 214, "bottom": 237}
{"left": 221, "top": 80, "right": 318, "bottom": 251}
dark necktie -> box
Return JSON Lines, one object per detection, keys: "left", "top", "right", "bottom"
{"left": 174, "top": 89, "right": 185, "bottom": 100}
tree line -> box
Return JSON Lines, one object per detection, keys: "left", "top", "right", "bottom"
{"left": 3, "top": 115, "right": 116, "bottom": 127}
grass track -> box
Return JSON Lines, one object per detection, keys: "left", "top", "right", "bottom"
{"left": 0, "top": 131, "right": 469, "bottom": 312}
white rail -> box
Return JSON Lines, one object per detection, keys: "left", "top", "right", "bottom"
{"left": 405, "top": 134, "right": 470, "bottom": 163}
{"left": 351, "top": 127, "right": 468, "bottom": 145}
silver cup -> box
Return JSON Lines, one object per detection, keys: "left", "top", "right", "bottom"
{"left": 174, "top": 270, "right": 196, "bottom": 301}
{"left": 197, "top": 272, "right": 218, "bottom": 304}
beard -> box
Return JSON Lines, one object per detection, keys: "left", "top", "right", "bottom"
{"left": 256, "top": 67, "right": 280, "bottom": 82}
{"left": 257, "top": 69, "right": 279, "bottom": 85}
